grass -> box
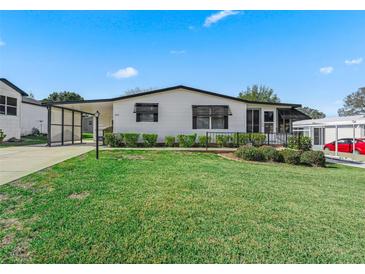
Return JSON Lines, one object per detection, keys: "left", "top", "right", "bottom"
{"left": 0, "top": 135, "right": 47, "bottom": 148}
{"left": 0, "top": 150, "right": 365, "bottom": 263}
{"left": 82, "top": 132, "right": 93, "bottom": 140}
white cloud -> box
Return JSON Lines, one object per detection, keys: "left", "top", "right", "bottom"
{"left": 0, "top": 40, "right": 5, "bottom": 47}
{"left": 203, "top": 10, "right": 239, "bottom": 27}
{"left": 345, "top": 57, "right": 363, "bottom": 65}
{"left": 319, "top": 66, "right": 334, "bottom": 75}
{"left": 108, "top": 67, "right": 138, "bottom": 79}
{"left": 170, "top": 49, "right": 186, "bottom": 55}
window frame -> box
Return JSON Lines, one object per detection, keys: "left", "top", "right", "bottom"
{"left": 192, "top": 105, "right": 229, "bottom": 130}
{"left": 0, "top": 96, "right": 17, "bottom": 116}
{"left": 263, "top": 111, "right": 274, "bottom": 133}
{"left": 134, "top": 103, "right": 158, "bottom": 122}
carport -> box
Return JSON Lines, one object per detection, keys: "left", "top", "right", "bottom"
{"left": 47, "top": 100, "right": 113, "bottom": 146}
{"left": 293, "top": 116, "right": 365, "bottom": 156}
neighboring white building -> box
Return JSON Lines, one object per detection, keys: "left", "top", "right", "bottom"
{"left": 293, "top": 115, "right": 365, "bottom": 149}
{"left": 0, "top": 78, "right": 47, "bottom": 141}
{"left": 53, "top": 85, "right": 308, "bottom": 143}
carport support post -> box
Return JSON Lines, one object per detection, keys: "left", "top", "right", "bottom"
{"left": 47, "top": 105, "right": 52, "bottom": 147}
{"left": 335, "top": 125, "right": 338, "bottom": 156}
{"left": 95, "top": 111, "right": 100, "bottom": 160}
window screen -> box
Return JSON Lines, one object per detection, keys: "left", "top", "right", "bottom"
{"left": 192, "top": 105, "right": 229, "bottom": 129}
{"left": 134, "top": 103, "right": 158, "bottom": 122}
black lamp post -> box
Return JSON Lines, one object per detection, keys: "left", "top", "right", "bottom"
{"left": 95, "top": 111, "right": 100, "bottom": 160}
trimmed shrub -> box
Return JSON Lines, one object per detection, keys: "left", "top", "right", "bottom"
{"left": 216, "top": 135, "right": 233, "bottom": 147}
{"left": 123, "top": 133, "right": 140, "bottom": 147}
{"left": 236, "top": 133, "right": 251, "bottom": 145}
{"left": 288, "top": 135, "right": 312, "bottom": 151}
{"left": 280, "top": 149, "right": 302, "bottom": 165}
{"left": 142, "top": 133, "right": 158, "bottom": 147}
{"left": 258, "top": 146, "right": 284, "bottom": 162}
{"left": 104, "top": 133, "right": 123, "bottom": 147}
{"left": 177, "top": 134, "right": 197, "bottom": 147}
{"left": 31, "top": 127, "right": 40, "bottom": 136}
{"left": 250, "top": 133, "right": 266, "bottom": 147}
{"left": 300, "top": 150, "right": 326, "bottom": 167}
{"left": 0, "top": 129, "right": 6, "bottom": 143}
{"left": 165, "top": 136, "right": 175, "bottom": 147}
{"left": 198, "top": 135, "right": 211, "bottom": 147}
{"left": 235, "top": 145, "right": 266, "bottom": 162}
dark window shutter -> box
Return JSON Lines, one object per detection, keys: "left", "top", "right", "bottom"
{"left": 136, "top": 113, "right": 141, "bottom": 122}
{"left": 192, "top": 116, "right": 197, "bottom": 129}
{"left": 224, "top": 116, "right": 228, "bottom": 129}
{"left": 153, "top": 113, "right": 158, "bottom": 122}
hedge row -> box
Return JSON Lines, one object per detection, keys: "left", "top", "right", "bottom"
{"left": 235, "top": 145, "right": 325, "bottom": 167}
{"left": 104, "top": 132, "right": 268, "bottom": 148}
{"left": 104, "top": 133, "right": 158, "bottom": 147}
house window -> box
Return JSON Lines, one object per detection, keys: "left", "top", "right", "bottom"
{"left": 247, "top": 109, "right": 260, "bottom": 133}
{"left": 0, "top": 96, "right": 17, "bottom": 116}
{"left": 264, "top": 111, "right": 274, "bottom": 133}
{"left": 134, "top": 103, "right": 158, "bottom": 122}
{"left": 0, "top": 96, "right": 5, "bottom": 115}
{"left": 192, "top": 105, "right": 229, "bottom": 129}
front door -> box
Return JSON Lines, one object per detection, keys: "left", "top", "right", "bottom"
{"left": 247, "top": 109, "right": 260, "bottom": 133}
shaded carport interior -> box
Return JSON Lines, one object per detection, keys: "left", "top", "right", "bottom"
{"left": 49, "top": 101, "right": 113, "bottom": 145}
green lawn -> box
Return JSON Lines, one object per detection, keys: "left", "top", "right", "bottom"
{"left": 0, "top": 135, "right": 47, "bottom": 148}
{"left": 0, "top": 150, "right": 365, "bottom": 263}
{"left": 82, "top": 132, "right": 93, "bottom": 140}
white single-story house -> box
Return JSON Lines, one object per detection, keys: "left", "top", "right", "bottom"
{"left": 293, "top": 115, "right": 365, "bottom": 150}
{"left": 0, "top": 78, "right": 48, "bottom": 141}
{"left": 51, "top": 85, "right": 309, "bottom": 144}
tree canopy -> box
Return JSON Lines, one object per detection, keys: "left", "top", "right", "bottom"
{"left": 298, "top": 107, "right": 326, "bottom": 119}
{"left": 338, "top": 87, "right": 365, "bottom": 116}
{"left": 42, "top": 91, "right": 84, "bottom": 104}
{"left": 238, "top": 85, "right": 281, "bottom": 103}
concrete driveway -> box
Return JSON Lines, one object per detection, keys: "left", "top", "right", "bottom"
{"left": 0, "top": 144, "right": 94, "bottom": 185}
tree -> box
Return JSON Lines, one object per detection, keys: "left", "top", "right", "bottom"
{"left": 298, "top": 106, "right": 326, "bottom": 119}
{"left": 338, "top": 87, "right": 365, "bottom": 116}
{"left": 42, "top": 91, "right": 84, "bottom": 104}
{"left": 123, "top": 87, "right": 155, "bottom": 96}
{"left": 238, "top": 84, "right": 281, "bottom": 103}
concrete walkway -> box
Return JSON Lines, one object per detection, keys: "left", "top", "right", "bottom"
{"left": 326, "top": 157, "right": 365, "bottom": 169}
{"left": 0, "top": 144, "right": 94, "bottom": 185}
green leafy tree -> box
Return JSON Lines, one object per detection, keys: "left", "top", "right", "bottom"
{"left": 42, "top": 91, "right": 84, "bottom": 104}
{"left": 298, "top": 107, "right": 326, "bottom": 119}
{"left": 238, "top": 85, "right": 280, "bottom": 103}
{"left": 338, "top": 87, "right": 365, "bottom": 116}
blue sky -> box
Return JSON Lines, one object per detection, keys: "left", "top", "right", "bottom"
{"left": 0, "top": 11, "right": 364, "bottom": 116}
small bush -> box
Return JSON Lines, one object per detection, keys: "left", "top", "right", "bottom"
{"left": 288, "top": 135, "right": 312, "bottom": 151}
{"left": 123, "top": 133, "right": 140, "bottom": 147}
{"left": 216, "top": 135, "right": 232, "bottom": 147}
{"left": 235, "top": 145, "right": 266, "bottom": 162}
{"left": 280, "top": 149, "right": 302, "bottom": 165}
{"left": 250, "top": 133, "right": 266, "bottom": 146}
{"left": 31, "top": 127, "right": 40, "bottom": 136}
{"left": 198, "top": 135, "right": 211, "bottom": 147}
{"left": 236, "top": 133, "right": 251, "bottom": 146}
{"left": 258, "top": 146, "right": 284, "bottom": 162}
{"left": 104, "top": 133, "right": 123, "bottom": 147}
{"left": 300, "top": 150, "right": 326, "bottom": 167}
{"left": 165, "top": 136, "right": 175, "bottom": 147}
{"left": 142, "top": 133, "right": 158, "bottom": 147}
{"left": 0, "top": 129, "right": 6, "bottom": 143}
{"left": 177, "top": 134, "right": 196, "bottom": 147}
